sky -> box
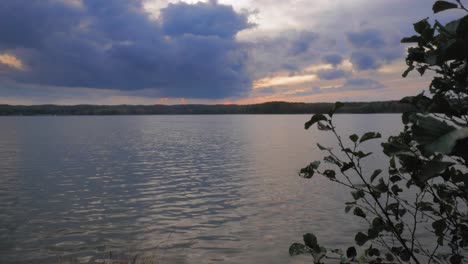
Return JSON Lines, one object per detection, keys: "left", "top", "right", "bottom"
{"left": 0, "top": 0, "right": 464, "bottom": 105}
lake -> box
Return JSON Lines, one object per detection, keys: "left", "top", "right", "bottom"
{"left": 0, "top": 114, "right": 403, "bottom": 264}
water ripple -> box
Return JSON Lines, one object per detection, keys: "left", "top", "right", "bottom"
{"left": 0, "top": 115, "right": 402, "bottom": 264}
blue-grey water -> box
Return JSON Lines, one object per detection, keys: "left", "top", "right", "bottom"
{"left": 0, "top": 115, "right": 402, "bottom": 264}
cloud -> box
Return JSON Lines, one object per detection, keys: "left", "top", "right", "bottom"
{"left": 346, "top": 29, "right": 386, "bottom": 49}
{"left": 0, "top": 54, "right": 24, "bottom": 70}
{"left": 161, "top": 1, "right": 254, "bottom": 38}
{"left": 317, "top": 69, "right": 347, "bottom": 80}
{"left": 340, "top": 78, "right": 384, "bottom": 91}
{"left": 322, "top": 54, "right": 343, "bottom": 66}
{"left": 350, "top": 51, "right": 380, "bottom": 71}
{"left": 0, "top": 0, "right": 252, "bottom": 99}
{"left": 289, "top": 31, "right": 318, "bottom": 55}
{"left": 245, "top": 30, "right": 325, "bottom": 79}
{"left": 346, "top": 28, "right": 403, "bottom": 71}
{"left": 253, "top": 74, "right": 318, "bottom": 89}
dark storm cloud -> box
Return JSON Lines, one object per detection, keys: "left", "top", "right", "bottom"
{"left": 350, "top": 51, "right": 381, "bottom": 71}
{"left": 0, "top": 0, "right": 253, "bottom": 99}
{"left": 161, "top": 2, "right": 253, "bottom": 38}
{"left": 346, "top": 29, "right": 386, "bottom": 49}
{"left": 322, "top": 54, "right": 343, "bottom": 66}
{"left": 289, "top": 31, "right": 318, "bottom": 55}
{"left": 346, "top": 28, "right": 403, "bottom": 71}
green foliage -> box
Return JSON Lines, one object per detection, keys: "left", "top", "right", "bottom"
{"left": 291, "top": 1, "right": 468, "bottom": 263}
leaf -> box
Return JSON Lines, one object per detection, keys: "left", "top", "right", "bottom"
{"left": 360, "top": 132, "right": 381, "bottom": 143}
{"left": 402, "top": 65, "right": 415, "bottom": 78}
{"left": 425, "top": 128, "right": 468, "bottom": 155}
{"left": 341, "top": 162, "right": 354, "bottom": 172}
{"left": 312, "top": 247, "right": 327, "bottom": 264}
{"left": 433, "top": 1, "right": 458, "bottom": 13}
{"left": 345, "top": 205, "right": 353, "bottom": 213}
{"left": 372, "top": 217, "right": 385, "bottom": 232}
{"left": 432, "top": 219, "right": 447, "bottom": 236}
{"left": 374, "top": 178, "right": 389, "bottom": 193}
{"left": 352, "top": 190, "right": 365, "bottom": 200}
{"left": 368, "top": 247, "right": 380, "bottom": 257}
{"left": 401, "top": 35, "right": 420, "bottom": 43}
{"left": 329, "top": 101, "right": 344, "bottom": 117}
{"left": 389, "top": 175, "right": 401, "bottom": 183}
{"left": 416, "top": 202, "right": 434, "bottom": 212}
{"left": 323, "top": 170, "right": 336, "bottom": 179}
{"left": 355, "top": 232, "right": 368, "bottom": 246}
{"left": 370, "top": 169, "right": 382, "bottom": 183}
{"left": 303, "top": 233, "right": 320, "bottom": 252}
{"left": 385, "top": 253, "right": 395, "bottom": 262}
{"left": 289, "top": 243, "right": 311, "bottom": 256}
{"left": 417, "top": 66, "right": 428, "bottom": 76}
{"left": 356, "top": 151, "right": 372, "bottom": 159}
{"left": 346, "top": 247, "right": 357, "bottom": 258}
{"left": 450, "top": 254, "right": 463, "bottom": 264}
{"left": 349, "top": 134, "right": 359, "bottom": 143}
{"left": 300, "top": 161, "right": 321, "bottom": 179}
{"left": 317, "top": 121, "right": 332, "bottom": 131}
{"left": 418, "top": 160, "right": 453, "bottom": 182}
{"left": 400, "top": 249, "right": 411, "bottom": 262}
{"left": 305, "top": 114, "right": 327, "bottom": 130}
{"left": 353, "top": 207, "right": 366, "bottom": 218}
{"left": 391, "top": 184, "right": 403, "bottom": 195}
{"left": 324, "top": 155, "right": 342, "bottom": 167}
{"left": 317, "top": 143, "right": 331, "bottom": 151}
{"left": 413, "top": 18, "right": 430, "bottom": 34}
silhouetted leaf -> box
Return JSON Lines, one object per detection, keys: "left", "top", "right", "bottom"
{"left": 433, "top": 1, "right": 458, "bottom": 13}
{"left": 352, "top": 190, "right": 365, "bottom": 200}
{"left": 372, "top": 217, "right": 385, "bottom": 232}
{"left": 355, "top": 232, "right": 368, "bottom": 246}
{"left": 360, "top": 132, "right": 382, "bottom": 143}
{"left": 324, "top": 155, "right": 342, "bottom": 167}
{"left": 450, "top": 254, "right": 463, "bottom": 264}
{"left": 317, "top": 121, "right": 331, "bottom": 131}
{"left": 354, "top": 207, "right": 366, "bottom": 218}
{"left": 317, "top": 143, "right": 331, "bottom": 151}
{"left": 323, "top": 170, "right": 336, "bottom": 179}
{"left": 370, "top": 169, "right": 382, "bottom": 183}
{"left": 391, "top": 184, "right": 403, "bottom": 195}
{"left": 341, "top": 162, "right": 354, "bottom": 172}
{"left": 417, "top": 202, "right": 434, "bottom": 212}
{"left": 432, "top": 219, "right": 447, "bottom": 236}
{"left": 418, "top": 160, "right": 453, "bottom": 182}
{"left": 300, "top": 161, "right": 321, "bottom": 179}
{"left": 303, "top": 233, "right": 320, "bottom": 252}
{"left": 347, "top": 247, "right": 357, "bottom": 258}
{"left": 368, "top": 247, "right": 380, "bottom": 257}
{"left": 403, "top": 65, "right": 415, "bottom": 77}
{"left": 356, "top": 151, "right": 372, "bottom": 159}
{"left": 289, "top": 243, "right": 311, "bottom": 256}
{"left": 305, "top": 114, "right": 327, "bottom": 130}
{"left": 414, "top": 18, "right": 430, "bottom": 34}
{"left": 401, "top": 35, "right": 420, "bottom": 43}
{"left": 350, "top": 134, "right": 359, "bottom": 143}
{"left": 400, "top": 249, "right": 411, "bottom": 262}
{"left": 390, "top": 175, "right": 402, "bottom": 183}
{"left": 329, "top": 101, "right": 344, "bottom": 117}
{"left": 385, "top": 253, "right": 395, "bottom": 262}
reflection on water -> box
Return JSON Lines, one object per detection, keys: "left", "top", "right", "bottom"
{"left": 0, "top": 115, "right": 402, "bottom": 264}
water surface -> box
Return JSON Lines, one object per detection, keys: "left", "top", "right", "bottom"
{"left": 0, "top": 114, "right": 402, "bottom": 263}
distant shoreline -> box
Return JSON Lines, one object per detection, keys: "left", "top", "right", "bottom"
{"left": 0, "top": 101, "right": 414, "bottom": 116}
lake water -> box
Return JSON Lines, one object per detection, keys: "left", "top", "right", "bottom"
{"left": 0, "top": 115, "right": 403, "bottom": 264}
